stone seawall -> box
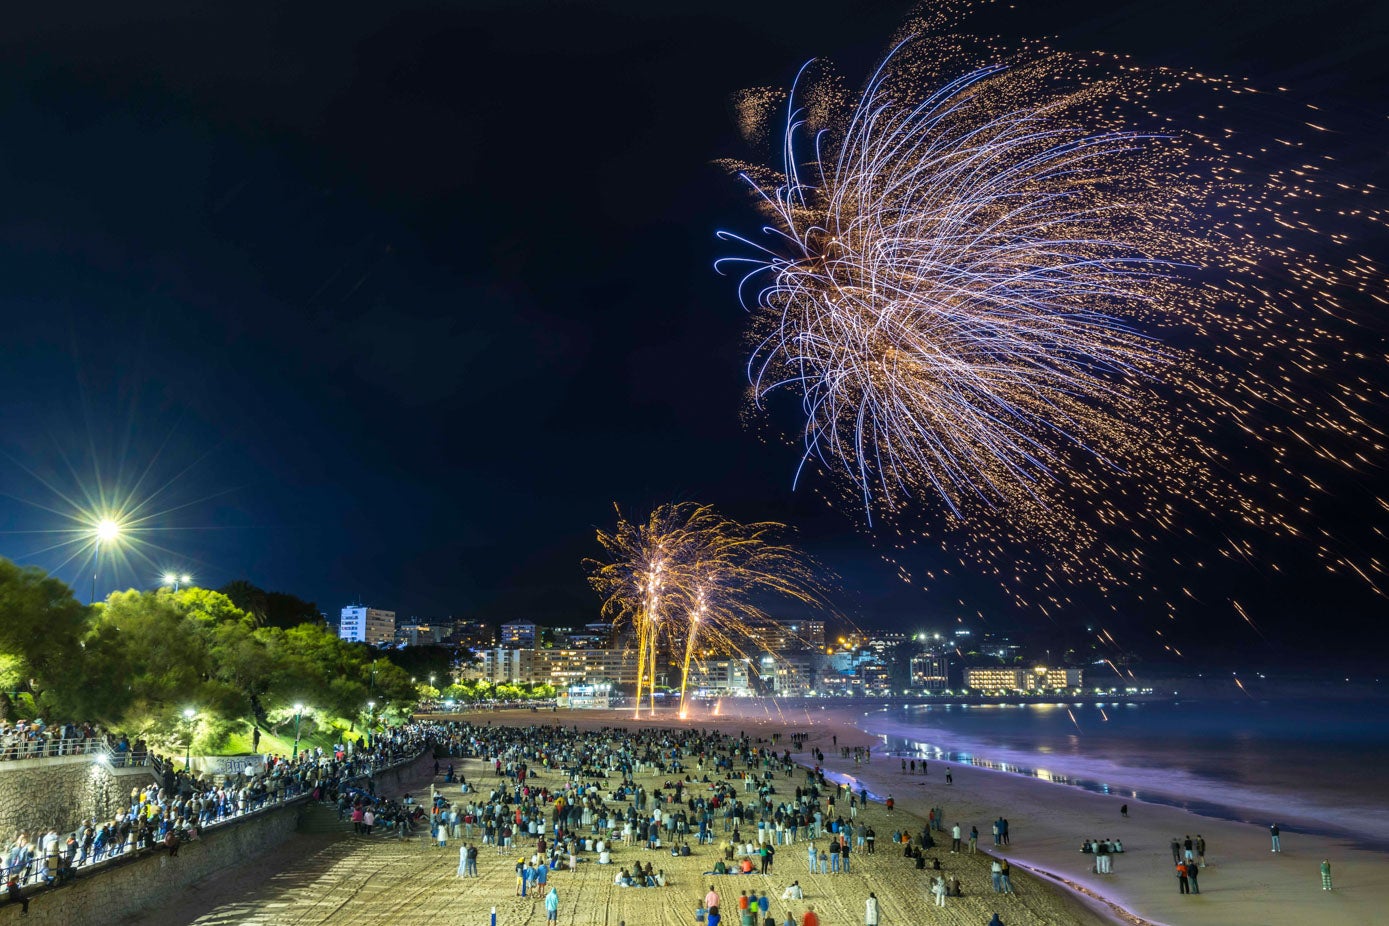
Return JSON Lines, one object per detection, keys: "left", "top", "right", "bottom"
{"left": 0, "top": 749, "right": 436, "bottom": 924}
{"left": 3, "top": 797, "right": 304, "bottom": 925}
{"left": 0, "top": 755, "right": 154, "bottom": 840}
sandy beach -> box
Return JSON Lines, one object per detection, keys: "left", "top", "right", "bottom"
{"left": 692, "top": 700, "right": 1389, "bottom": 926}
{"left": 134, "top": 705, "right": 1387, "bottom": 926}
{"left": 141, "top": 708, "right": 1105, "bottom": 926}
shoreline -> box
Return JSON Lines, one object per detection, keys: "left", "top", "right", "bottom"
{"left": 851, "top": 708, "right": 1389, "bottom": 852}
{"left": 807, "top": 703, "right": 1388, "bottom": 926}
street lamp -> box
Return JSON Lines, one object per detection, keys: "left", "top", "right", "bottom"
{"left": 366, "top": 700, "right": 376, "bottom": 749}
{"left": 292, "top": 703, "right": 305, "bottom": 761}
{"left": 161, "top": 573, "right": 193, "bottom": 592}
{"left": 182, "top": 707, "right": 197, "bottom": 772}
{"left": 92, "top": 518, "right": 122, "bottom": 604}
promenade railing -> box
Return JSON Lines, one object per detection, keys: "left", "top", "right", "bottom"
{"left": 3, "top": 738, "right": 432, "bottom": 891}
{"left": 0, "top": 736, "right": 137, "bottom": 764}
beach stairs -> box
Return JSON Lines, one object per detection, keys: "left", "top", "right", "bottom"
{"left": 298, "top": 802, "right": 357, "bottom": 835}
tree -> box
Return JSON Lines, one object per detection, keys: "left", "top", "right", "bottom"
{"left": 262, "top": 591, "right": 322, "bottom": 630}
{"left": 0, "top": 559, "right": 91, "bottom": 711}
{"left": 219, "top": 580, "right": 268, "bottom": 624}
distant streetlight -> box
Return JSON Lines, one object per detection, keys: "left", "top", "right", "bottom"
{"left": 366, "top": 700, "right": 376, "bottom": 748}
{"left": 182, "top": 707, "right": 197, "bottom": 772}
{"left": 161, "top": 572, "right": 193, "bottom": 592}
{"left": 292, "top": 703, "right": 305, "bottom": 761}
{"left": 91, "top": 517, "right": 124, "bottom": 604}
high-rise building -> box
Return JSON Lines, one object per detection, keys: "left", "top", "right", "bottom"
{"left": 910, "top": 653, "right": 949, "bottom": 691}
{"left": 340, "top": 605, "right": 396, "bottom": 645}
{"left": 501, "top": 621, "right": 538, "bottom": 649}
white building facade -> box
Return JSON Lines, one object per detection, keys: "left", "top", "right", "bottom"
{"left": 339, "top": 605, "right": 397, "bottom": 645}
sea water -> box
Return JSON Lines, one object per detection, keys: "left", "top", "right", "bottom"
{"left": 854, "top": 698, "right": 1389, "bottom": 848}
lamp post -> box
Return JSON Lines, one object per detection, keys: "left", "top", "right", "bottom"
{"left": 366, "top": 700, "right": 376, "bottom": 749}
{"left": 292, "top": 703, "right": 305, "bottom": 761}
{"left": 162, "top": 573, "right": 193, "bottom": 592}
{"left": 92, "top": 518, "right": 121, "bottom": 604}
{"left": 182, "top": 707, "right": 197, "bottom": 772}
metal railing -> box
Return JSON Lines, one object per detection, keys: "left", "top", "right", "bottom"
{"left": 0, "top": 736, "right": 130, "bottom": 763}
{"left": 3, "top": 741, "right": 432, "bottom": 891}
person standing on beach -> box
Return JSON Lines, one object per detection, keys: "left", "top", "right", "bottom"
{"left": 999, "top": 858, "right": 1014, "bottom": 894}
{"left": 1176, "top": 861, "right": 1190, "bottom": 894}
{"left": 1001, "top": 819, "right": 1010, "bottom": 846}
{"left": 803, "top": 907, "right": 819, "bottom": 926}
{"left": 1270, "top": 824, "right": 1281, "bottom": 852}
{"left": 865, "top": 892, "right": 879, "bottom": 926}
{"left": 1186, "top": 859, "right": 1200, "bottom": 894}
{"left": 945, "top": 770, "right": 952, "bottom": 785}
{"left": 1196, "top": 835, "right": 1206, "bottom": 867}
{"left": 807, "top": 842, "right": 817, "bottom": 873}
{"left": 545, "top": 887, "right": 559, "bottom": 923}
{"left": 951, "top": 824, "right": 961, "bottom": 853}
{"left": 1321, "top": 858, "right": 1332, "bottom": 891}
{"left": 992, "top": 820, "right": 1001, "bottom": 847}
{"left": 1120, "top": 804, "right": 1128, "bottom": 818}
{"left": 990, "top": 858, "right": 1003, "bottom": 893}
{"left": 1170, "top": 838, "right": 1182, "bottom": 865}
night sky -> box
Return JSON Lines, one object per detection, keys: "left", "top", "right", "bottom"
{"left": 2, "top": 0, "right": 1386, "bottom": 662}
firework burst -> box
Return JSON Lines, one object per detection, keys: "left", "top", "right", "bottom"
{"left": 716, "top": 5, "right": 1388, "bottom": 616}
{"left": 585, "top": 502, "right": 830, "bottom": 717}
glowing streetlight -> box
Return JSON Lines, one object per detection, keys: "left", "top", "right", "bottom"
{"left": 161, "top": 572, "right": 193, "bottom": 592}
{"left": 91, "top": 517, "right": 124, "bottom": 604}
{"left": 182, "top": 707, "right": 197, "bottom": 772}
{"left": 292, "top": 703, "right": 305, "bottom": 761}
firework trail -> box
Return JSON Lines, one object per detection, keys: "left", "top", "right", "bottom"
{"left": 716, "top": 3, "right": 1388, "bottom": 615}
{"left": 585, "top": 502, "right": 831, "bottom": 716}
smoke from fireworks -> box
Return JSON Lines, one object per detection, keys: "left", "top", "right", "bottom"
{"left": 585, "top": 502, "right": 830, "bottom": 716}
{"left": 716, "top": 4, "right": 1388, "bottom": 622}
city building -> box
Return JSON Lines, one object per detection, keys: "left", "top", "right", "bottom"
{"left": 964, "top": 666, "right": 1083, "bottom": 691}
{"left": 448, "top": 619, "right": 496, "bottom": 650}
{"left": 339, "top": 605, "right": 396, "bottom": 645}
{"left": 461, "top": 647, "right": 641, "bottom": 687}
{"left": 470, "top": 647, "right": 533, "bottom": 684}
{"left": 529, "top": 648, "right": 638, "bottom": 686}
{"left": 500, "top": 620, "right": 538, "bottom": 649}
{"left": 394, "top": 622, "right": 449, "bottom": 646}
{"left": 910, "top": 653, "right": 949, "bottom": 691}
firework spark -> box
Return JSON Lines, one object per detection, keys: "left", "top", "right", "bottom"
{"left": 716, "top": 6, "right": 1387, "bottom": 615}
{"left": 584, "top": 502, "right": 830, "bottom": 717}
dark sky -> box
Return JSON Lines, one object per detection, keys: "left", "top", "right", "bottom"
{"left": 2, "top": 0, "right": 1386, "bottom": 662}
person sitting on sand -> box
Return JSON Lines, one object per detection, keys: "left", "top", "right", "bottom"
{"left": 711, "top": 860, "right": 728, "bottom": 875}
{"left": 781, "top": 881, "right": 804, "bottom": 901}
{"left": 740, "top": 857, "right": 755, "bottom": 874}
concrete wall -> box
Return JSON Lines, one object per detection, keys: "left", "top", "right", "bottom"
{"left": 4, "top": 798, "right": 303, "bottom": 925}
{"left": 0, "top": 749, "right": 435, "bottom": 925}
{"left": 0, "top": 755, "right": 154, "bottom": 839}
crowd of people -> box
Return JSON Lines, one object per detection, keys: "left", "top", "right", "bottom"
{"left": 2, "top": 721, "right": 438, "bottom": 899}
{"left": 0, "top": 719, "right": 149, "bottom": 765}
{"left": 412, "top": 721, "right": 1017, "bottom": 924}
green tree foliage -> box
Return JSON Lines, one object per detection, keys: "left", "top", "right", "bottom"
{"left": 219, "top": 580, "right": 322, "bottom": 630}
{"left": 0, "top": 558, "right": 90, "bottom": 703}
